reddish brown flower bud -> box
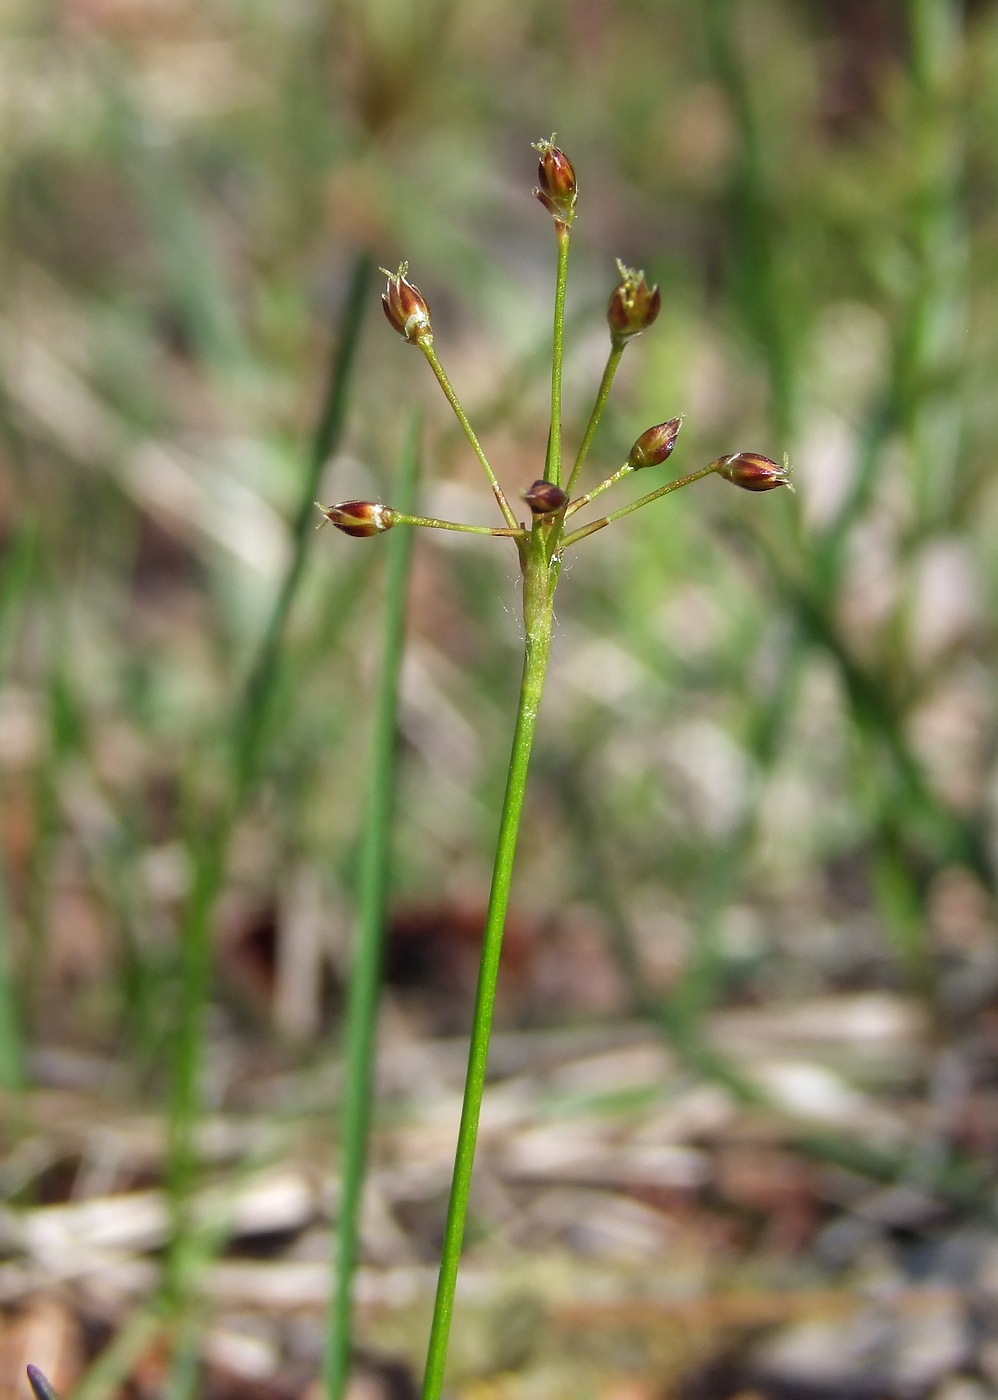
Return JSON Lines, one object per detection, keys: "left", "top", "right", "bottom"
{"left": 607, "top": 261, "right": 661, "bottom": 343}
{"left": 523, "top": 480, "right": 569, "bottom": 515}
{"left": 627, "top": 417, "right": 683, "bottom": 470}
{"left": 319, "top": 501, "right": 397, "bottom": 536}
{"left": 532, "top": 137, "right": 577, "bottom": 225}
{"left": 711, "top": 452, "right": 793, "bottom": 492}
{"left": 381, "top": 263, "right": 432, "bottom": 345}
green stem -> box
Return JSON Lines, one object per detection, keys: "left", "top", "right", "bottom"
{"left": 704, "top": 0, "right": 794, "bottom": 442}
{"left": 165, "top": 832, "right": 227, "bottom": 1302}
{"left": 561, "top": 466, "right": 716, "bottom": 548}
{"left": 68, "top": 1305, "right": 166, "bottom": 1400}
{"left": 392, "top": 513, "right": 526, "bottom": 540}
{"left": 565, "top": 460, "right": 632, "bottom": 517}
{"left": 418, "top": 342, "right": 519, "bottom": 530}
{"left": 545, "top": 223, "right": 571, "bottom": 487}
{"left": 420, "top": 524, "right": 557, "bottom": 1400}
{"left": 324, "top": 415, "right": 421, "bottom": 1400}
{"left": 0, "top": 521, "right": 36, "bottom": 1093}
{"left": 164, "top": 255, "right": 372, "bottom": 1332}
{"left": 565, "top": 342, "right": 624, "bottom": 497}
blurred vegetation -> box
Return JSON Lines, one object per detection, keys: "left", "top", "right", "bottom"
{"left": 2, "top": 0, "right": 998, "bottom": 1270}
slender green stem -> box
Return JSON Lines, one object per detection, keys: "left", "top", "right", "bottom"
{"left": 418, "top": 342, "right": 519, "bottom": 530}
{"left": 324, "top": 415, "right": 421, "bottom": 1400}
{"left": 565, "top": 342, "right": 624, "bottom": 497}
{"left": 0, "top": 861, "right": 22, "bottom": 1095}
{"left": 560, "top": 466, "right": 716, "bottom": 549}
{"left": 565, "top": 460, "right": 632, "bottom": 517}
{"left": 0, "top": 522, "right": 36, "bottom": 1093}
{"left": 420, "top": 524, "right": 557, "bottom": 1400}
{"left": 393, "top": 513, "right": 526, "bottom": 540}
{"left": 545, "top": 223, "right": 571, "bottom": 487}
{"left": 68, "top": 1305, "right": 166, "bottom": 1400}
{"left": 704, "top": 0, "right": 794, "bottom": 442}
{"left": 164, "top": 255, "right": 373, "bottom": 1342}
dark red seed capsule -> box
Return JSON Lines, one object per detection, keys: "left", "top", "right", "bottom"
{"left": 319, "top": 501, "right": 397, "bottom": 536}
{"left": 380, "top": 263, "right": 432, "bottom": 345}
{"left": 712, "top": 452, "right": 792, "bottom": 492}
{"left": 532, "top": 137, "right": 577, "bottom": 224}
{"left": 608, "top": 262, "right": 661, "bottom": 343}
{"left": 523, "top": 480, "right": 569, "bottom": 514}
{"left": 627, "top": 417, "right": 683, "bottom": 470}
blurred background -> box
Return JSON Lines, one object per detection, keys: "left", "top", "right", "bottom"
{"left": 4, "top": 1, "right": 998, "bottom": 1398}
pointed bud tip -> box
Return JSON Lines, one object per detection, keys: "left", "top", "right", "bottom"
{"left": 27, "top": 1368, "right": 59, "bottom": 1400}
{"left": 532, "top": 136, "right": 577, "bottom": 224}
{"left": 608, "top": 262, "right": 661, "bottom": 342}
{"left": 318, "top": 501, "right": 397, "bottom": 537}
{"left": 712, "top": 452, "right": 793, "bottom": 492}
{"left": 628, "top": 417, "right": 683, "bottom": 470}
{"left": 522, "top": 480, "right": 569, "bottom": 515}
{"left": 381, "top": 263, "right": 432, "bottom": 345}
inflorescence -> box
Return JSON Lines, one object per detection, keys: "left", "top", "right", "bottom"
{"left": 318, "top": 139, "right": 791, "bottom": 562}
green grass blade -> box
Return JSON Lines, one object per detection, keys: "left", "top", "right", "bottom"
{"left": 163, "top": 255, "right": 374, "bottom": 1389}
{"left": 0, "top": 522, "right": 38, "bottom": 1091}
{"left": 324, "top": 411, "right": 422, "bottom": 1400}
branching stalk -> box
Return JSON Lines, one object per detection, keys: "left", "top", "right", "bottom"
{"left": 418, "top": 342, "right": 519, "bottom": 530}
{"left": 565, "top": 459, "right": 632, "bottom": 517}
{"left": 561, "top": 466, "right": 717, "bottom": 549}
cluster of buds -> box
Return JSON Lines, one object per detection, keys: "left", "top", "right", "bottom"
{"left": 320, "top": 139, "right": 792, "bottom": 554}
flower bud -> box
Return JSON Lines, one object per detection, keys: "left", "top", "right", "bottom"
{"left": 319, "top": 501, "right": 397, "bottom": 536}
{"left": 627, "top": 417, "right": 683, "bottom": 470}
{"left": 381, "top": 263, "right": 432, "bottom": 345}
{"left": 532, "top": 137, "right": 577, "bottom": 225}
{"left": 27, "top": 1370, "right": 59, "bottom": 1400}
{"left": 522, "top": 479, "right": 569, "bottom": 515}
{"left": 607, "top": 261, "right": 661, "bottom": 343}
{"left": 711, "top": 452, "right": 793, "bottom": 492}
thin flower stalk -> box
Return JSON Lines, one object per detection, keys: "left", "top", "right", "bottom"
{"left": 324, "top": 142, "right": 788, "bottom": 1400}
{"left": 566, "top": 263, "right": 661, "bottom": 497}
{"left": 419, "top": 340, "right": 520, "bottom": 530}
{"left": 532, "top": 139, "right": 577, "bottom": 489}
{"left": 566, "top": 340, "right": 623, "bottom": 497}
{"left": 563, "top": 458, "right": 636, "bottom": 518}
{"left": 319, "top": 501, "right": 525, "bottom": 541}
{"left": 560, "top": 466, "right": 719, "bottom": 548}
{"left": 566, "top": 418, "right": 683, "bottom": 518}
{"left": 546, "top": 221, "right": 571, "bottom": 488}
